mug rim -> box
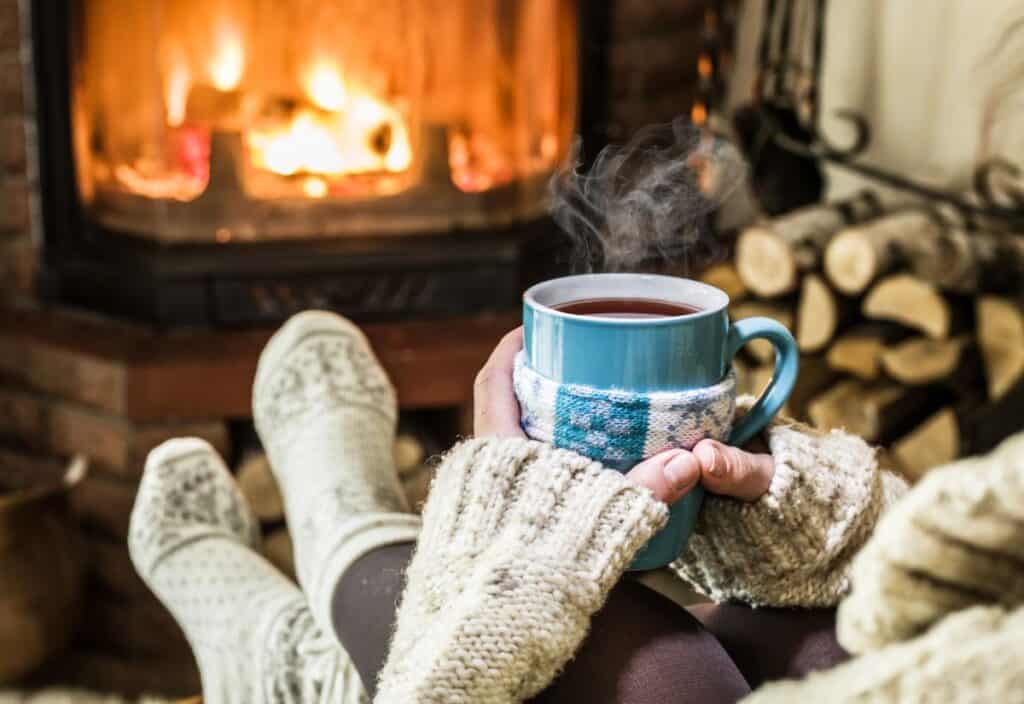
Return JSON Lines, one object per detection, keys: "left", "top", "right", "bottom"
{"left": 523, "top": 273, "right": 729, "bottom": 326}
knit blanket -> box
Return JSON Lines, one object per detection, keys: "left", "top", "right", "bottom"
{"left": 513, "top": 351, "right": 736, "bottom": 464}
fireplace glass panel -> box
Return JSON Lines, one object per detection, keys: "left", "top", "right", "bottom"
{"left": 71, "top": 0, "right": 577, "bottom": 242}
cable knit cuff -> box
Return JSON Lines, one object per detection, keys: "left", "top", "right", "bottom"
{"left": 416, "top": 437, "right": 670, "bottom": 592}
{"left": 378, "top": 437, "right": 669, "bottom": 702}
{"left": 671, "top": 413, "right": 907, "bottom": 608}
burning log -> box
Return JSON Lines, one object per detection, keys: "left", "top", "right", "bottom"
{"left": 735, "top": 192, "right": 882, "bottom": 298}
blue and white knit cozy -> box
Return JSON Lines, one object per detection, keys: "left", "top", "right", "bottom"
{"left": 513, "top": 351, "right": 736, "bottom": 465}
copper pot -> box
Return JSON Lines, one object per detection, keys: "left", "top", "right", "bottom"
{"left": 0, "top": 456, "right": 88, "bottom": 684}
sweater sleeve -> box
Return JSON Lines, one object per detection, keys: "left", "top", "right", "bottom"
{"left": 375, "top": 437, "right": 668, "bottom": 704}
{"left": 671, "top": 411, "right": 909, "bottom": 608}
{"left": 741, "top": 605, "right": 1024, "bottom": 704}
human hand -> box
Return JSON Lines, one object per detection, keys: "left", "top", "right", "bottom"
{"left": 473, "top": 327, "right": 528, "bottom": 439}
{"left": 473, "top": 329, "right": 775, "bottom": 505}
{"left": 625, "top": 440, "right": 774, "bottom": 505}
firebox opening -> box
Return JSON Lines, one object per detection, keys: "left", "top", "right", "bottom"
{"left": 72, "top": 0, "right": 578, "bottom": 243}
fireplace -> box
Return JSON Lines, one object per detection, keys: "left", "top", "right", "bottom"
{"left": 31, "top": 0, "right": 607, "bottom": 325}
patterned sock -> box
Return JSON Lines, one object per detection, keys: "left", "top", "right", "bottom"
{"left": 129, "top": 438, "right": 366, "bottom": 704}
{"left": 253, "top": 311, "right": 421, "bottom": 639}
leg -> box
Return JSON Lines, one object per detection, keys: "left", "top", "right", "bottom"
{"left": 535, "top": 580, "right": 751, "bottom": 704}
{"left": 688, "top": 603, "right": 849, "bottom": 688}
{"left": 330, "top": 542, "right": 415, "bottom": 698}
{"left": 253, "top": 311, "right": 421, "bottom": 637}
{"left": 130, "top": 439, "right": 366, "bottom": 704}
{"left": 333, "top": 549, "right": 752, "bottom": 704}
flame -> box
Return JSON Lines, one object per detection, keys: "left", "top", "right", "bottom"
{"left": 165, "top": 59, "right": 191, "bottom": 127}
{"left": 209, "top": 23, "right": 244, "bottom": 91}
{"left": 246, "top": 62, "right": 413, "bottom": 181}
{"left": 305, "top": 61, "right": 348, "bottom": 112}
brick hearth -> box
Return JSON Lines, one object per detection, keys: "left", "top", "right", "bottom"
{"left": 0, "top": 0, "right": 710, "bottom": 696}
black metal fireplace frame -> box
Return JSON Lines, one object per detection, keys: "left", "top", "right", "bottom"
{"left": 29, "top": 0, "right": 611, "bottom": 327}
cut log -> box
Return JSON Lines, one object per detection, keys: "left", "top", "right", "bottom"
{"left": 730, "top": 302, "right": 795, "bottom": 364}
{"left": 394, "top": 433, "right": 427, "bottom": 476}
{"left": 796, "top": 273, "right": 852, "bottom": 352}
{"left": 734, "top": 359, "right": 773, "bottom": 400}
{"left": 787, "top": 354, "right": 840, "bottom": 421}
{"left": 263, "top": 528, "right": 296, "bottom": 580}
{"left": 699, "top": 262, "right": 748, "bottom": 302}
{"left": 976, "top": 296, "right": 1024, "bottom": 400}
{"left": 892, "top": 407, "right": 959, "bottom": 481}
{"left": 953, "top": 230, "right": 1024, "bottom": 293}
{"left": 824, "top": 210, "right": 944, "bottom": 295}
{"left": 955, "top": 376, "right": 1024, "bottom": 456}
{"left": 826, "top": 324, "right": 910, "bottom": 380}
{"left": 235, "top": 451, "right": 283, "bottom": 523}
{"left": 862, "top": 274, "right": 952, "bottom": 339}
{"left": 735, "top": 191, "right": 882, "bottom": 298}
{"left": 807, "top": 380, "right": 942, "bottom": 444}
{"left": 880, "top": 336, "right": 969, "bottom": 385}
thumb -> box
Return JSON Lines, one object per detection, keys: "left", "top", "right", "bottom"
{"left": 625, "top": 449, "right": 701, "bottom": 505}
{"left": 692, "top": 439, "right": 774, "bottom": 501}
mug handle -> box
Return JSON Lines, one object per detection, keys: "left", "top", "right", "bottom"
{"left": 724, "top": 317, "right": 799, "bottom": 446}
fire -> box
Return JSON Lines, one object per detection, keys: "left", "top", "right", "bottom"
{"left": 209, "top": 23, "right": 245, "bottom": 91}
{"left": 246, "top": 62, "right": 413, "bottom": 182}
{"left": 305, "top": 60, "right": 348, "bottom": 112}
{"left": 165, "top": 49, "right": 191, "bottom": 127}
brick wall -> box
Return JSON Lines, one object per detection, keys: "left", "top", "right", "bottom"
{"left": 0, "top": 0, "right": 32, "bottom": 299}
{"left": 606, "top": 0, "right": 707, "bottom": 140}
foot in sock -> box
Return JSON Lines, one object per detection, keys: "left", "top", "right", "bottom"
{"left": 128, "top": 438, "right": 367, "bottom": 704}
{"left": 253, "top": 311, "right": 421, "bottom": 635}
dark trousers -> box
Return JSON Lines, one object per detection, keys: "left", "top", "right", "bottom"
{"left": 331, "top": 543, "right": 848, "bottom": 703}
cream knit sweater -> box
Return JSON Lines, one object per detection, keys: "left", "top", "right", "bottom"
{"left": 745, "top": 432, "right": 1024, "bottom": 703}
{"left": 375, "top": 415, "right": 917, "bottom": 702}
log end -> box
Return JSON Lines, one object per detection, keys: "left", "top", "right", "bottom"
{"left": 824, "top": 229, "right": 881, "bottom": 295}
{"left": 863, "top": 274, "right": 950, "bottom": 339}
{"left": 736, "top": 227, "right": 797, "bottom": 298}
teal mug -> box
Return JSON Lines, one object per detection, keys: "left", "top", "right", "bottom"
{"left": 521, "top": 273, "right": 798, "bottom": 570}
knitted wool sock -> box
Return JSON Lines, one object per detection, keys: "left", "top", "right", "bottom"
{"left": 252, "top": 311, "right": 421, "bottom": 638}
{"left": 513, "top": 351, "right": 736, "bottom": 463}
{"left": 376, "top": 437, "right": 669, "bottom": 703}
{"left": 128, "top": 438, "right": 366, "bottom": 704}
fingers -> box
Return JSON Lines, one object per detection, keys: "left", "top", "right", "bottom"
{"left": 473, "top": 328, "right": 526, "bottom": 438}
{"left": 692, "top": 439, "right": 775, "bottom": 501}
{"left": 625, "top": 449, "right": 701, "bottom": 505}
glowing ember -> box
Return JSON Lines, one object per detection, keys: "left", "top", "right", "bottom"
{"left": 302, "top": 176, "right": 329, "bottom": 198}
{"left": 209, "top": 24, "right": 245, "bottom": 91}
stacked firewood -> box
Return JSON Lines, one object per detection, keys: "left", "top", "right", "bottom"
{"left": 710, "top": 192, "right": 1024, "bottom": 481}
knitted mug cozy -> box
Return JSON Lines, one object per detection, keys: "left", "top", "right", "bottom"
{"left": 513, "top": 352, "right": 736, "bottom": 464}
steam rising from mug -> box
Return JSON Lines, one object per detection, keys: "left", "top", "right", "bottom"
{"left": 550, "top": 118, "right": 748, "bottom": 272}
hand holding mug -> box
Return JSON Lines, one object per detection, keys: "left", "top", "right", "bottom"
{"left": 474, "top": 327, "right": 776, "bottom": 506}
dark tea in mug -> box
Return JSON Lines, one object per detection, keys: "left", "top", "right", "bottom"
{"left": 554, "top": 297, "right": 701, "bottom": 319}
